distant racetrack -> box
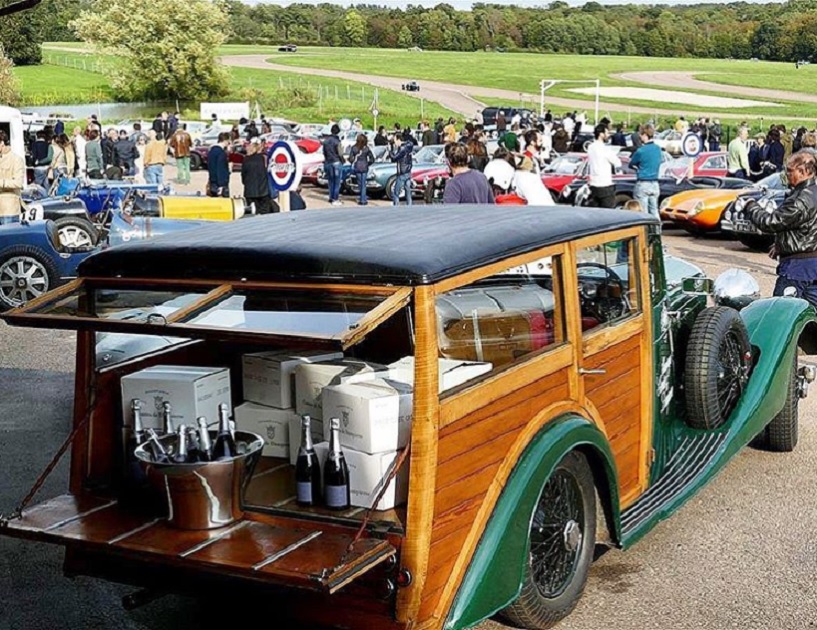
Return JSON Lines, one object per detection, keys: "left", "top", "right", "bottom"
{"left": 220, "top": 55, "right": 767, "bottom": 119}
{"left": 613, "top": 71, "right": 817, "bottom": 105}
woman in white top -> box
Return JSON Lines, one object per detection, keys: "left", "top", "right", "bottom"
{"left": 134, "top": 135, "right": 147, "bottom": 184}
{"left": 513, "top": 156, "right": 554, "bottom": 206}
{"left": 72, "top": 127, "right": 87, "bottom": 177}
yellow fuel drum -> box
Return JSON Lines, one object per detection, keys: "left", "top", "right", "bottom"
{"left": 157, "top": 196, "right": 246, "bottom": 221}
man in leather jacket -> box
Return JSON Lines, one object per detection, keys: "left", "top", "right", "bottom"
{"left": 747, "top": 151, "right": 817, "bottom": 306}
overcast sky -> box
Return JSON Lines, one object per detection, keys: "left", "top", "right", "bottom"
{"left": 253, "top": 0, "right": 780, "bottom": 6}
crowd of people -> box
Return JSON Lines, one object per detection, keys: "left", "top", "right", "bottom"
{"left": 27, "top": 111, "right": 194, "bottom": 188}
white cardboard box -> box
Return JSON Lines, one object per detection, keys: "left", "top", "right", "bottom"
{"left": 242, "top": 350, "right": 343, "bottom": 409}
{"left": 294, "top": 359, "right": 385, "bottom": 420}
{"left": 387, "top": 357, "right": 493, "bottom": 392}
{"left": 321, "top": 378, "right": 412, "bottom": 454}
{"left": 289, "top": 414, "right": 326, "bottom": 465}
{"left": 121, "top": 366, "right": 231, "bottom": 431}
{"left": 234, "top": 402, "right": 294, "bottom": 458}
{"left": 314, "top": 442, "right": 408, "bottom": 511}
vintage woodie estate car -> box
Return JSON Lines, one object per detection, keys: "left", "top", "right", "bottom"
{"left": 1, "top": 206, "right": 815, "bottom": 630}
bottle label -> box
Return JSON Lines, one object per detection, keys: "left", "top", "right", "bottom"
{"left": 296, "top": 482, "right": 313, "bottom": 504}
{"left": 324, "top": 484, "right": 349, "bottom": 508}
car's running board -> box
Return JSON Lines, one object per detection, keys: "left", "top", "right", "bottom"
{"left": 620, "top": 431, "right": 727, "bottom": 544}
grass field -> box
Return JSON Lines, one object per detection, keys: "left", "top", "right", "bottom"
{"left": 25, "top": 43, "right": 817, "bottom": 126}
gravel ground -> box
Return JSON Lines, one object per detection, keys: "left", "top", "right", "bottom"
{"left": 1, "top": 223, "right": 815, "bottom": 630}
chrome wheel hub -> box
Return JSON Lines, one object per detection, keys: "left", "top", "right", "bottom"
{"left": 0, "top": 256, "right": 49, "bottom": 307}
{"left": 563, "top": 519, "right": 581, "bottom": 552}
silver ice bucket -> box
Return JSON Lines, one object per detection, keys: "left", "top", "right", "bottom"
{"left": 135, "top": 431, "right": 263, "bottom": 530}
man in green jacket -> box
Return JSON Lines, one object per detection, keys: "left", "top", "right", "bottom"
{"left": 85, "top": 129, "right": 104, "bottom": 179}
{"left": 727, "top": 126, "right": 751, "bottom": 179}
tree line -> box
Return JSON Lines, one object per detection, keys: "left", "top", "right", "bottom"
{"left": 3, "top": 0, "right": 817, "bottom": 67}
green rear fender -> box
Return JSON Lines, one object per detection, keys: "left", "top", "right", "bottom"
{"left": 736, "top": 297, "right": 817, "bottom": 441}
{"left": 443, "top": 415, "right": 620, "bottom": 630}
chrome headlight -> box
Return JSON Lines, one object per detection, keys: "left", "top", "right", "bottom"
{"left": 714, "top": 269, "right": 760, "bottom": 310}
{"left": 733, "top": 197, "right": 747, "bottom": 212}
{"left": 688, "top": 201, "right": 705, "bottom": 216}
{"left": 367, "top": 172, "right": 376, "bottom": 180}
{"left": 723, "top": 209, "right": 732, "bottom": 221}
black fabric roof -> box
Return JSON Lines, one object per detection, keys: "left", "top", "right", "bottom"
{"left": 80, "top": 206, "right": 658, "bottom": 285}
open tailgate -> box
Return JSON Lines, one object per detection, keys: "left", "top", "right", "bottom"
{"left": 3, "top": 494, "right": 396, "bottom": 594}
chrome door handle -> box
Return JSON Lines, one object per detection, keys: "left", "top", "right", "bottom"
{"left": 579, "top": 368, "right": 606, "bottom": 375}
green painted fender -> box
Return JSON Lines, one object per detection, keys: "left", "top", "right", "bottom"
{"left": 443, "top": 414, "right": 620, "bottom": 630}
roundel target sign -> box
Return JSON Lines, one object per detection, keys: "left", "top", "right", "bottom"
{"left": 681, "top": 132, "right": 703, "bottom": 158}
{"left": 268, "top": 141, "right": 303, "bottom": 192}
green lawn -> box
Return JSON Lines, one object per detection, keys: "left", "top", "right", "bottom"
{"left": 13, "top": 64, "right": 113, "bottom": 106}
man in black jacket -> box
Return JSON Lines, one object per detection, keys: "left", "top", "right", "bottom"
{"left": 101, "top": 129, "right": 119, "bottom": 171}
{"left": 115, "top": 130, "right": 138, "bottom": 177}
{"left": 389, "top": 131, "right": 414, "bottom": 206}
{"left": 748, "top": 151, "right": 817, "bottom": 306}
{"left": 321, "top": 124, "right": 344, "bottom": 206}
{"left": 207, "top": 133, "right": 231, "bottom": 197}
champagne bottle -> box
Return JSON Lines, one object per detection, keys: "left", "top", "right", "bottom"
{"left": 211, "top": 403, "right": 237, "bottom": 461}
{"left": 196, "top": 417, "right": 213, "bottom": 462}
{"left": 172, "top": 424, "right": 189, "bottom": 464}
{"left": 146, "top": 428, "right": 170, "bottom": 464}
{"left": 131, "top": 398, "right": 145, "bottom": 444}
{"left": 323, "top": 417, "right": 350, "bottom": 511}
{"left": 162, "top": 401, "right": 174, "bottom": 435}
{"left": 295, "top": 415, "right": 322, "bottom": 507}
{"left": 123, "top": 398, "right": 146, "bottom": 484}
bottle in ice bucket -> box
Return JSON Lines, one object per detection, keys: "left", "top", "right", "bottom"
{"left": 211, "top": 403, "right": 237, "bottom": 461}
{"left": 196, "top": 417, "right": 213, "bottom": 462}
{"left": 146, "top": 428, "right": 171, "bottom": 464}
{"left": 123, "top": 398, "right": 147, "bottom": 489}
{"left": 295, "top": 415, "right": 321, "bottom": 507}
{"left": 162, "top": 401, "right": 174, "bottom": 435}
{"left": 323, "top": 417, "right": 350, "bottom": 511}
{"left": 172, "top": 425, "right": 189, "bottom": 464}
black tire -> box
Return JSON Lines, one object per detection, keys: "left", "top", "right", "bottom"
{"left": 684, "top": 306, "right": 752, "bottom": 430}
{"left": 385, "top": 175, "right": 402, "bottom": 201}
{"left": 189, "top": 152, "right": 202, "bottom": 171}
{"left": 54, "top": 217, "right": 99, "bottom": 249}
{"left": 765, "top": 354, "right": 799, "bottom": 452}
{"left": 501, "top": 451, "right": 596, "bottom": 630}
{"left": 0, "top": 245, "right": 59, "bottom": 311}
{"left": 736, "top": 233, "right": 773, "bottom": 252}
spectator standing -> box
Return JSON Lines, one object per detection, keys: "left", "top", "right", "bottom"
{"left": 152, "top": 113, "right": 163, "bottom": 136}
{"left": 586, "top": 124, "right": 622, "bottom": 208}
{"left": 0, "top": 131, "right": 25, "bottom": 224}
{"left": 207, "top": 132, "right": 232, "bottom": 197}
{"left": 168, "top": 124, "right": 193, "bottom": 185}
{"left": 134, "top": 136, "right": 147, "bottom": 183}
{"left": 85, "top": 130, "right": 103, "bottom": 179}
{"left": 748, "top": 133, "right": 767, "bottom": 179}
{"left": 513, "top": 156, "right": 554, "bottom": 205}
{"left": 562, "top": 114, "right": 575, "bottom": 138}
{"left": 496, "top": 111, "right": 507, "bottom": 134}
{"left": 54, "top": 119, "right": 65, "bottom": 136}
{"left": 499, "top": 124, "right": 520, "bottom": 153}
{"left": 72, "top": 127, "right": 87, "bottom": 177}
{"left": 421, "top": 122, "right": 435, "bottom": 148}
{"left": 443, "top": 143, "right": 494, "bottom": 204}
{"left": 241, "top": 139, "right": 272, "bottom": 214}
{"left": 727, "top": 127, "right": 751, "bottom": 179}
{"left": 130, "top": 123, "right": 147, "bottom": 145}
{"left": 630, "top": 124, "right": 643, "bottom": 151}
{"left": 780, "top": 124, "right": 793, "bottom": 160}
{"left": 552, "top": 125, "right": 570, "bottom": 154}
{"left": 348, "top": 133, "right": 375, "bottom": 206}
{"left": 143, "top": 132, "right": 167, "bottom": 185}
{"left": 102, "top": 129, "right": 119, "bottom": 171}
{"left": 522, "top": 130, "right": 544, "bottom": 174}
{"left": 708, "top": 119, "right": 722, "bottom": 151}
{"left": 611, "top": 124, "right": 627, "bottom": 147}
{"left": 374, "top": 126, "right": 389, "bottom": 147}
{"left": 32, "top": 131, "right": 52, "bottom": 186}
{"left": 629, "top": 124, "right": 662, "bottom": 218}
{"left": 466, "top": 138, "right": 489, "bottom": 172}
{"left": 544, "top": 109, "right": 553, "bottom": 123}
{"left": 766, "top": 128, "right": 785, "bottom": 173}
{"left": 747, "top": 151, "right": 817, "bottom": 307}
{"left": 484, "top": 158, "right": 525, "bottom": 205}
{"left": 115, "top": 130, "right": 138, "bottom": 177}
{"left": 389, "top": 132, "right": 414, "bottom": 206}
{"left": 168, "top": 112, "right": 179, "bottom": 137}
{"left": 49, "top": 136, "right": 68, "bottom": 182}
{"left": 322, "top": 124, "right": 344, "bottom": 206}
{"left": 244, "top": 121, "right": 260, "bottom": 140}
{"left": 444, "top": 118, "right": 458, "bottom": 144}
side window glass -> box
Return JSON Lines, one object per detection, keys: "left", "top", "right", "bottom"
{"left": 576, "top": 238, "right": 641, "bottom": 334}
{"left": 436, "top": 255, "right": 566, "bottom": 393}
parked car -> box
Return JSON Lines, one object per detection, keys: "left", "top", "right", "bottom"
{"left": 2, "top": 206, "right": 815, "bottom": 630}
{"left": 660, "top": 173, "right": 780, "bottom": 234}
{"left": 654, "top": 129, "right": 685, "bottom": 156}
{"left": 481, "top": 106, "right": 533, "bottom": 127}
{"left": 278, "top": 43, "right": 298, "bottom": 52}
{"left": 541, "top": 152, "right": 635, "bottom": 197}
{"left": 315, "top": 145, "right": 391, "bottom": 191}
{"left": 662, "top": 151, "right": 729, "bottom": 179}
{"left": 402, "top": 81, "right": 420, "bottom": 92}
{"left": 720, "top": 176, "right": 786, "bottom": 251}
{"left": 561, "top": 174, "right": 749, "bottom": 207}
{"left": 346, "top": 144, "right": 436, "bottom": 199}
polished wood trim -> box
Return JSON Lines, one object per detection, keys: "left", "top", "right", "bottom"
{"left": 636, "top": 231, "right": 654, "bottom": 493}
{"left": 581, "top": 315, "right": 645, "bottom": 356}
{"left": 165, "top": 284, "right": 232, "bottom": 323}
{"left": 69, "top": 330, "right": 94, "bottom": 495}
{"left": 82, "top": 276, "right": 401, "bottom": 295}
{"left": 431, "top": 243, "right": 565, "bottom": 295}
{"left": 396, "top": 285, "right": 439, "bottom": 625}
{"left": 561, "top": 245, "right": 583, "bottom": 401}
{"left": 439, "top": 344, "right": 573, "bottom": 428}
{"left": 429, "top": 401, "right": 598, "bottom": 623}
{"left": 572, "top": 226, "right": 643, "bottom": 251}
{"left": 339, "top": 287, "right": 412, "bottom": 348}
